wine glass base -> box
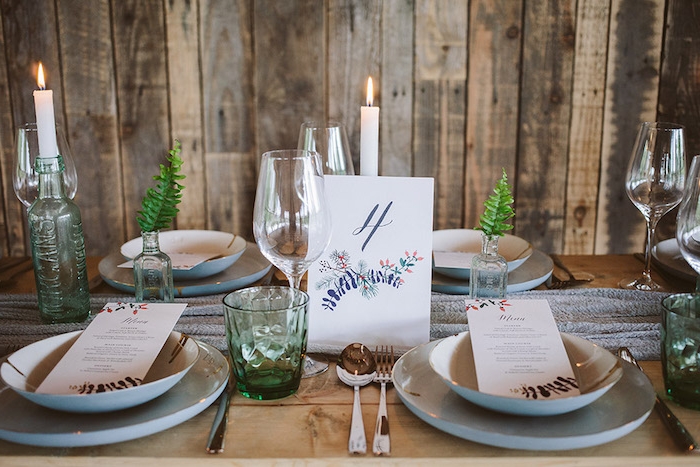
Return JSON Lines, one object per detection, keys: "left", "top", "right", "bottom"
{"left": 302, "top": 354, "right": 329, "bottom": 378}
{"left": 618, "top": 276, "right": 664, "bottom": 292}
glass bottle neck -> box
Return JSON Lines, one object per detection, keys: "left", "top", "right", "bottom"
{"left": 141, "top": 231, "right": 161, "bottom": 254}
{"left": 35, "top": 155, "right": 67, "bottom": 199}
{"left": 481, "top": 234, "right": 500, "bottom": 256}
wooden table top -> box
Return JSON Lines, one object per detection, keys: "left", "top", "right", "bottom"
{"left": 1, "top": 255, "right": 699, "bottom": 466}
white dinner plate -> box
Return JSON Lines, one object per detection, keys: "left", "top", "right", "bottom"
{"left": 121, "top": 230, "right": 247, "bottom": 280}
{"left": 431, "top": 249, "right": 553, "bottom": 294}
{"left": 1, "top": 331, "right": 200, "bottom": 413}
{"left": 100, "top": 242, "right": 272, "bottom": 297}
{"left": 432, "top": 229, "right": 533, "bottom": 280}
{"left": 393, "top": 339, "right": 654, "bottom": 451}
{"left": 651, "top": 238, "right": 696, "bottom": 283}
{"left": 429, "top": 332, "right": 623, "bottom": 416}
{"left": 0, "top": 341, "right": 228, "bottom": 447}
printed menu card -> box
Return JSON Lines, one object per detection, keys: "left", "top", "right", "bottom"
{"left": 465, "top": 299, "right": 580, "bottom": 400}
{"left": 307, "top": 175, "right": 434, "bottom": 349}
{"left": 36, "top": 302, "right": 186, "bottom": 394}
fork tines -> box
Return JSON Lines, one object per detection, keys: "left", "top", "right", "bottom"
{"left": 375, "top": 345, "right": 395, "bottom": 380}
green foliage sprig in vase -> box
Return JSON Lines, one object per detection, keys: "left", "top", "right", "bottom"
{"left": 471, "top": 168, "right": 515, "bottom": 299}
{"left": 476, "top": 168, "right": 515, "bottom": 238}
{"left": 137, "top": 140, "right": 186, "bottom": 232}
{"left": 134, "top": 140, "right": 185, "bottom": 302}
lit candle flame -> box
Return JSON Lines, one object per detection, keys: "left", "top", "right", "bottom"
{"left": 366, "top": 76, "right": 374, "bottom": 107}
{"left": 37, "top": 62, "right": 46, "bottom": 90}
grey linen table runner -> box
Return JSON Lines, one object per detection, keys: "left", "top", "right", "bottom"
{"left": 0, "top": 288, "right": 668, "bottom": 360}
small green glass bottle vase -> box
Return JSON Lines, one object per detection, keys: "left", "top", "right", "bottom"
{"left": 469, "top": 233, "right": 508, "bottom": 299}
{"left": 28, "top": 155, "right": 90, "bottom": 324}
{"left": 133, "top": 230, "right": 174, "bottom": 302}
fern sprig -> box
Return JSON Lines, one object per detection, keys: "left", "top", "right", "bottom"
{"left": 136, "top": 140, "right": 185, "bottom": 232}
{"left": 476, "top": 168, "right": 515, "bottom": 237}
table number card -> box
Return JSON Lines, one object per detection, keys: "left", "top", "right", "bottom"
{"left": 36, "top": 302, "right": 187, "bottom": 394}
{"left": 307, "top": 175, "right": 434, "bottom": 348}
{"left": 466, "top": 299, "right": 580, "bottom": 400}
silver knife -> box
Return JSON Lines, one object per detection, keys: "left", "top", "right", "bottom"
{"left": 206, "top": 370, "right": 234, "bottom": 453}
{"left": 617, "top": 347, "right": 698, "bottom": 452}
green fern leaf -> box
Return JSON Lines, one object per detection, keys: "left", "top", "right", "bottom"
{"left": 136, "top": 140, "right": 186, "bottom": 232}
{"left": 476, "top": 168, "right": 515, "bottom": 237}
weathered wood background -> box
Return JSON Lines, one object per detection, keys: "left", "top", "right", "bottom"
{"left": 0, "top": 0, "right": 697, "bottom": 257}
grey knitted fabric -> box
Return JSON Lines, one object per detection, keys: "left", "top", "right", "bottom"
{"left": 0, "top": 288, "right": 668, "bottom": 360}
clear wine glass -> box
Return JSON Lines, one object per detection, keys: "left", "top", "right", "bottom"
{"left": 619, "top": 122, "right": 686, "bottom": 291}
{"left": 297, "top": 120, "right": 355, "bottom": 175}
{"left": 14, "top": 123, "right": 78, "bottom": 208}
{"left": 676, "top": 154, "right": 700, "bottom": 290}
{"left": 253, "top": 149, "right": 332, "bottom": 376}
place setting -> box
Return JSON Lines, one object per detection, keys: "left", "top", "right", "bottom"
{"left": 98, "top": 229, "right": 272, "bottom": 297}
{"left": 392, "top": 296, "right": 659, "bottom": 450}
{"left": 0, "top": 302, "right": 229, "bottom": 447}
{"left": 431, "top": 228, "right": 554, "bottom": 294}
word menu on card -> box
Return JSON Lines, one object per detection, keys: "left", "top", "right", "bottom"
{"left": 36, "top": 302, "right": 186, "bottom": 395}
{"left": 466, "top": 299, "right": 580, "bottom": 400}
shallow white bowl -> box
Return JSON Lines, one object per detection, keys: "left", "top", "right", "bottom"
{"left": 429, "top": 331, "right": 623, "bottom": 416}
{"left": 121, "top": 230, "right": 247, "bottom": 280}
{"left": 1, "top": 331, "right": 200, "bottom": 413}
{"left": 432, "top": 229, "right": 532, "bottom": 280}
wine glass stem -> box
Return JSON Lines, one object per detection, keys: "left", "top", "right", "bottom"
{"left": 642, "top": 217, "right": 659, "bottom": 281}
{"left": 286, "top": 274, "right": 303, "bottom": 290}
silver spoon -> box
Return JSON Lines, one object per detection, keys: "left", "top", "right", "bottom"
{"left": 337, "top": 343, "right": 376, "bottom": 455}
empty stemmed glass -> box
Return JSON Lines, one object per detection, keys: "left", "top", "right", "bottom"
{"left": 619, "top": 122, "right": 686, "bottom": 291}
{"left": 297, "top": 120, "right": 355, "bottom": 175}
{"left": 14, "top": 123, "right": 78, "bottom": 208}
{"left": 676, "top": 155, "right": 700, "bottom": 290}
{"left": 253, "top": 149, "right": 332, "bottom": 376}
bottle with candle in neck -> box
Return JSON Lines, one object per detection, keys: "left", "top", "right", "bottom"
{"left": 28, "top": 154, "right": 90, "bottom": 324}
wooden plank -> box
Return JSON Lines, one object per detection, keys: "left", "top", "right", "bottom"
{"left": 111, "top": 0, "right": 170, "bottom": 241}
{"left": 165, "top": 0, "right": 206, "bottom": 231}
{"left": 464, "top": 0, "right": 522, "bottom": 231}
{"left": 515, "top": 0, "right": 576, "bottom": 253}
{"left": 658, "top": 0, "right": 700, "bottom": 153}
{"left": 57, "top": 0, "right": 124, "bottom": 256}
{"left": 0, "top": 0, "right": 63, "bottom": 256}
{"left": 254, "top": 0, "right": 325, "bottom": 153}
{"left": 413, "top": 0, "right": 468, "bottom": 230}
{"left": 327, "top": 0, "right": 382, "bottom": 174}
{"left": 655, "top": 0, "right": 700, "bottom": 242}
{"left": 562, "top": 0, "right": 610, "bottom": 254}
{"left": 200, "top": 0, "right": 256, "bottom": 235}
{"left": 204, "top": 152, "right": 256, "bottom": 239}
{"left": 0, "top": 5, "right": 21, "bottom": 256}
{"left": 595, "top": 0, "right": 665, "bottom": 254}
{"left": 380, "top": 0, "right": 414, "bottom": 177}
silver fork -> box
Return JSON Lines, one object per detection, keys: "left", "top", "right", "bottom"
{"left": 547, "top": 254, "right": 593, "bottom": 289}
{"left": 372, "top": 345, "right": 394, "bottom": 456}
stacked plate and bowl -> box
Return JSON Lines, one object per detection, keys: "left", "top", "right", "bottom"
{"left": 99, "top": 230, "right": 272, "bottom": 297}
{"left": 431, "top": 229, "right": 553, "bottom": 294}
{"left": 0, "top": 332, "right": 229, "bottom": 447}
{"left": 392, "top": 328, "right": 656, "bottom": 450}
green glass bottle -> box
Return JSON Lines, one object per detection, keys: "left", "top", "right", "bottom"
{"left": 28, "top": 155, "right": 90, "bottom": 323}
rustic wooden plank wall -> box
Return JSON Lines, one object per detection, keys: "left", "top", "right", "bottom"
{"left": 0, "top": 0, "right": 697, "bottom": 258}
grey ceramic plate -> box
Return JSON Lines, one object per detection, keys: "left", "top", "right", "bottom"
{"left": 393, "top": 339, "right": 654, "bottom": 451}
{"left": 0, "top": 341, "right": 228, "bottom": 447}
{"left": 431, "top": 249, "right": 553, "bottom": 294}
{"left": 651, "top": 238, "right": 696, "bottom": 283}
{"left": 99, "top": 241, "right": 272, "bottom": 297}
